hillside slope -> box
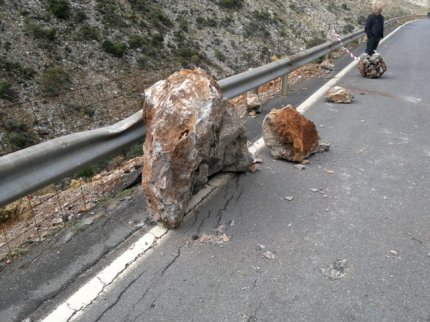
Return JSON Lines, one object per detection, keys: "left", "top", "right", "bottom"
{"left": 0, "top": 0, "right": 427, "bottom": 152}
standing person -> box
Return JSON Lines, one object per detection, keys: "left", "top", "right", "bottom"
{"left": 365, "top": 3, "right": 384, "bottom": 55}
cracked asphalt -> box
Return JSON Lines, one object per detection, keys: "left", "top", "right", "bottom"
{"left": 1, "top": 19, "right": 430, "bottom": 322}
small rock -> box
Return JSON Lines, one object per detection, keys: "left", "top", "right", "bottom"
{"left": 262, "top": 251, "right": 275, "bottom": 260}
{"left": 257, "top": 244, "right": 265, "bottom": 250}
{"left": 310, "top": 188, "right": 319, "bottom": 192}
{"left": 321, "top": 259, "right": 348, "bottom": 280}
{"left": 284, "top": 196, "right": 294, "bottom": 201}
{"left": 52, "top": 217, "right": 64, "bottom": 226}
{"left": 294, "top": 164, "right": 306, "bottom": 170}
{"left": 390, "top": 250, "right": 399, "bottom": 256}
{"left": 325, "top": 169, "right": 335, "bottom": 174}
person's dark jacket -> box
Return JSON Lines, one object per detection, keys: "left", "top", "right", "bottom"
{"left": 365, "top": 13, "right": 384, "bottom": 39}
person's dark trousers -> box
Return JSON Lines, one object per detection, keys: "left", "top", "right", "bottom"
{"left": 366, "top": 37, "right": 380, "bottom": 55}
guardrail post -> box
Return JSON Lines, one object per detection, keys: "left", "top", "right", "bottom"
{"left": 281, "top": 73, "right": 289, "bottom": 96}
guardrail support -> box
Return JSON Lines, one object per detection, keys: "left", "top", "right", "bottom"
{"left": 281, "top": 73, "right": 289, "bottom": 96}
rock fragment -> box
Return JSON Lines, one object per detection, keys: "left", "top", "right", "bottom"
{"left": 325, "top": 86, "right": 354, "bottom": 103}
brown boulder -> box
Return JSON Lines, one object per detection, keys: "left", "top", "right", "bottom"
{"left": 262, "top": 105, "right": 322, "bottom": 162}
{"left": 142, "top": 68, "right": 253, "bottom": 228}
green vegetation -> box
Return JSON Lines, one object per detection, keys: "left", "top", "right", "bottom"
{"left": 102, "top": 40, "right": 127, "bottom": 57}
{"left": 244, "top": 22, "right": 270, "bottom": 38}
{"left": 74, "top": 10, "right": 87, "bottom": 23}
{"left": 343, "top": 24, "right": 354, "bottom": 34}
{"left": 128, "top": 34, "right": 144, "bottom": 49}
{"left": 75, "top": 165, "right": 96, "bottom": 179}
{"left": 39, "top": 67, "right": 72, "bottom": 96}
{"left": 48, "top": 0, "right": 71, "bottom": 19}
{"left": 215, "top": 49, "right": 226, "bottom": 62}
{"left": 218, "top": 0, "right": 243, "bottom": 9}
{"left": 357, "top": 15, "right": 366, "bottom": 25}
{"left": 96, "top": 1, "right": 127, "bottom": 28}
{"left": 150, "top": 33, "right": 163, "bottom": 47}
{"left": 196, "top": 16, "right": 218, "bottom": 29}
{"left": 0, "top": 56, "right": 35, "bottom": 80}
{"left": 305, "top": 36, "right": 326, "bottom": 49}
{"left": 26, "top": 23, "right": 57, "bottom": 41}
{"left": 177, "top": 46, "right": 201, "bottom": 66}
{"left": 0, "top": 80, "right": 16, "bottom": 101}
{"left": 252, "top": 10, "right": 274, "bottom": 23}
{"left": 178, "top": 17, "right": 189, "bottom": 32}
{"left": 2, "top": 117, "right": 37, "bottom": 150}
{"left": 75, "top": 24, "right": 100, "bottom": 41}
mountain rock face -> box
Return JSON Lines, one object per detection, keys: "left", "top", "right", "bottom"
{"left": 142, "top": 68, "right": 253, "bottom": 227}
{"left": 0, "top": 0, "right": 426, "bottom": 100}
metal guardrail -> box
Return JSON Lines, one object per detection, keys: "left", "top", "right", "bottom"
{"left": 0, "top": 15, "right": 420, "bottom": 208}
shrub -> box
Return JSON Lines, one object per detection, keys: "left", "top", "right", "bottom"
{"left": 0, "top": 80, "right": 16, "bottom": 101}
{"left": 218, "top": 0, "right": 243, "bottom": 9}
{"left": 357, "top": 15, "right": 366, "bottom": 25}
{"left": 0, "top": 57, "right": 35, "bottom": 80}
{"left": 178, "top": 47, "right": 200, "bottom": 66}
{"left": 343, "top": 24, "right": 354, "bottom": 34}
{"left": 2, "top": 118, "right": 37, "bottom": 150}
{"left": 26, "top": 23, "right": 57, "bottom": 41}
{"left": 150, "top": 33, "right": 163, "bottom": 47}
{"left": 252, "top": 10, "right": 272, "bottom": 22}
{"left": 128, "top": 35, "right": 144, "bottom": 49}
{"left": 48, "top": 0, "right": 71, "bottom": 19}
{"left": 102, "top": 40, "right": 126, "bottom": 57}
{"left": 39, "top": 67, "right": 72, "bottom": 96}
{"left": 149, "top": 6, "right": 173, "bottom": 29}
{"left": 305, "top": 36, "right": 325, "bottom": 49}
{"left": 74, "top": 10, "right": 88, "bottom": 23}
{"left": 178, "top": 17, "right": 188, "bottom": 32}
{"left": 215, "top": 49, "right": 225, "bottom": 62}
{"left": 75, "top": 24, "right": 100, "bottom": 41}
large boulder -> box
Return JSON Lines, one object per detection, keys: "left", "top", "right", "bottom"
{"left": 262, "top": 105, "right": 327, "bottom": 162}
{"left": 325, "top": 86, "right": 354, "bottom": 103}
{"left": 142, "top": 68, "right": 253, "bottom": 228}
{"left": 358, "top": 53, "right": 387, "bottom": 78}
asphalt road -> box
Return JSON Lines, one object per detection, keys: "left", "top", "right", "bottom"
{"left": 2, "top": 19, "right": 429, "bottom": 322}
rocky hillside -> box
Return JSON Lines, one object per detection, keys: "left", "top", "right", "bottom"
{"left": 0, "top": 0, "right": 427, "bottom": 153}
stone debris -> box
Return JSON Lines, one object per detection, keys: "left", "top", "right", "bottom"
{"left": 320, "top": 60, "right": 335, "bottom": 71}
{"left": 284, "top": 196, "right": 294, "bottom": 201}
{"left": 325, "top": 86, "right": 354, "bottom": 103}
{"left": 358, "top": 53, "right": 387, "bottom": 78}
{"left": 245, "top": 91, "right": 262, "bottom": 115}
{"left": 321, "top": 259, "right": 348, "bottom": 280}
{"left": 262, "top": 251, "right": 276, "bottom": 260}
{"left": 390, "top": 250, "right": 399, "bottom": 256}
{"left": 262, "top": 105, "right": 325, "bottom": 162}
{"left": 294, "top": 164, "right": 306, "bottom": 170}
{"left": 195, "top": 233, "right": 231, "bottom": 245}
{"left": 142, "top": 68, "right": 253, "bottom": 228}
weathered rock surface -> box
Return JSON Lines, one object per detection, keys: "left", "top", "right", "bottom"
{"left": 358, "top": 53, "right": 387, "bottom": 78}
{"left": 325, "top": 86, "right": 354, "bottom": 103}
{"left": 142, "top": 68, "right": 253, "bottom": 228}
{"left": 262, "top": 105, "right": 323, "bottom": 162}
